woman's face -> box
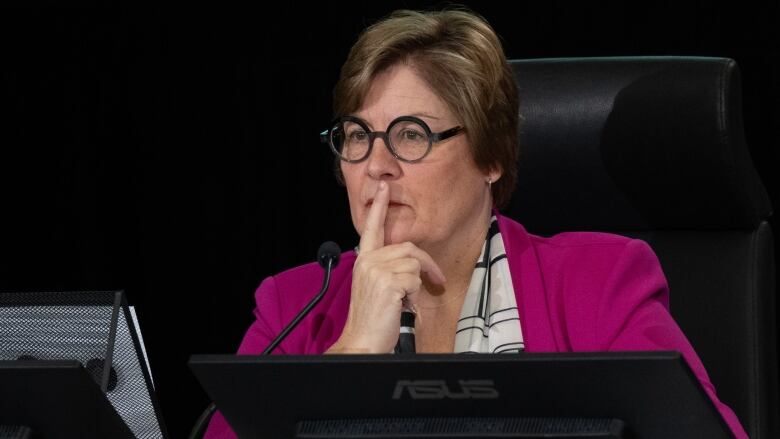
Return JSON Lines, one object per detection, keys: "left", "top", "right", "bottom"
{"left": 341, "top": 63, "right": 498, "bottom": 249}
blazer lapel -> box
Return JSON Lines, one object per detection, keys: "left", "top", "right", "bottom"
{"left": 496, "top": 212, "right": 558, "bottom": 352}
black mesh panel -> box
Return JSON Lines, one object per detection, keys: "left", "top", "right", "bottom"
{"left": 0, "top": 291, "right": 164, "bottom": 439}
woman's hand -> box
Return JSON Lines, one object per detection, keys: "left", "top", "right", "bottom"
{"left": 327, "top": 181, "right": 446, "bottom": 354}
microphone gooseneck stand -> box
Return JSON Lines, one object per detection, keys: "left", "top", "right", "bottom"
{"left": 188, "top": 241, "right": 341, "bottom": 439}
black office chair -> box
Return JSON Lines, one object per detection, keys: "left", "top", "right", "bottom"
{"left": 506, "top": 56, "right": 777, "bottom": 438}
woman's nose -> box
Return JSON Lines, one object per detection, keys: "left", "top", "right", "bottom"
{"left": 366, "top": 136, "right": 401, "bottom": 180}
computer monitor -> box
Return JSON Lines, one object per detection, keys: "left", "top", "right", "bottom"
{"left": 189, "top": 351, "right": 732, "bottom": 438}
{"left": 0, "top": 360, "right": 135, "bottom": 438}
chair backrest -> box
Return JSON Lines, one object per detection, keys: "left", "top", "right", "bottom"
{"left": 505, "top": 56, "right": 777, "bottom": 439}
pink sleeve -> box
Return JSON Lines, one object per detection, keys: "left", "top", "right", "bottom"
{"left": 203, "top": 276, "right": 283, "bottom": 439}
{"left": 600, "top": 239, "right": 748, "bottom": 439}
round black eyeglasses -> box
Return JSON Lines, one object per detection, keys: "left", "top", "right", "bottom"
{"left": 320, "top": 115, "right": 464, "bottom": 163}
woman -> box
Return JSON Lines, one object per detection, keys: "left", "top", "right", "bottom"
{"left": 204, "top": 9, "right": 747, "bottom": 438}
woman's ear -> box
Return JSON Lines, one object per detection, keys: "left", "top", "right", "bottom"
{"left": 486, "top": 168, "right": 502, "bottom": 184}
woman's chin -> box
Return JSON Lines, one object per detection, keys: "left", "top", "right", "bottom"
{"left": 383, "top": 223, "right": 416, "bottom": 246}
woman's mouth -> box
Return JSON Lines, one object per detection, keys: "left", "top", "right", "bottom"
{"left": 366, "top": 200, "right": 405, "bottom": 207}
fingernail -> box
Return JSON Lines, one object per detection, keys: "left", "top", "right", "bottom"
{"left": 378, "top": 181, "right": 387, "bottom": 191}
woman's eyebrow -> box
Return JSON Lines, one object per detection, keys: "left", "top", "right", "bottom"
{"left": 407, "top": 112, "right": 441, "bottom": 120}
{"left": 349, "top": 112, "right": 442, "bottom": 130}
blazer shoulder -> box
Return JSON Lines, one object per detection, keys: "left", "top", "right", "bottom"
{"left": 531, "top": 230, "right": 633, "bottom": 249}
{"left": 529, "top": 230, "right": 654, "bottom": 281}
{"left": 496, "top": 212, "right": 632, "bottom": 251}
{"left": 496, "top": 213, "right": 641, "bottom": 272}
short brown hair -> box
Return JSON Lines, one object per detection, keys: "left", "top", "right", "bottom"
{"left": 332, "top": 8, "right": 519, "bottom": 209}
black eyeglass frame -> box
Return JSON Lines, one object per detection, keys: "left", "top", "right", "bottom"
{"left": 320, "top": 115, "right": 464, "bottom": 164}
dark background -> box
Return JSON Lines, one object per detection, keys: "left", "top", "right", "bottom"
{"left": 1, "top": 2, "right": 778, "bottom": 437}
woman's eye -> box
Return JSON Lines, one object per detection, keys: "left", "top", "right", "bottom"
{"left": 402, "top": 130, "right": 423, "bottom": 140}
{"left": 348, "top": 131, "right": 368, "bottom": 141}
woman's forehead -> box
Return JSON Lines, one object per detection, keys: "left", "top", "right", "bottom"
{"left": 354, "top": 64, "right": 454, "bottom": 127}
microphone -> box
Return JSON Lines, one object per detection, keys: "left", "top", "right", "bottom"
{"left": 317, "top": 240, "right": 341, "bottom": 269}
{"left": 188, "top": 241, "right": 341, "bottom": 439}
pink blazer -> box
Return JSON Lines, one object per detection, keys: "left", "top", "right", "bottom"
{"left": 204, "top": 213, "right": 747, "bottom": 439}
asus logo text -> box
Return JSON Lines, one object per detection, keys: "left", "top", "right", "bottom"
{"left": 392, "top": 379, "right": 499, "bottom": 400}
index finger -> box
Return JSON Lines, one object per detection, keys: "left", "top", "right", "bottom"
{"left": 359, "top": 181, "right": 389, "bottom": 252}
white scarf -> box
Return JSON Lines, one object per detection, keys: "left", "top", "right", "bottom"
{"left": 453, "top": 215, "right": 525, "bottom": 353}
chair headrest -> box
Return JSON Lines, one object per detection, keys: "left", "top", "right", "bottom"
{"left": 504, "top": 57, "right": 772, "bottom": 232}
